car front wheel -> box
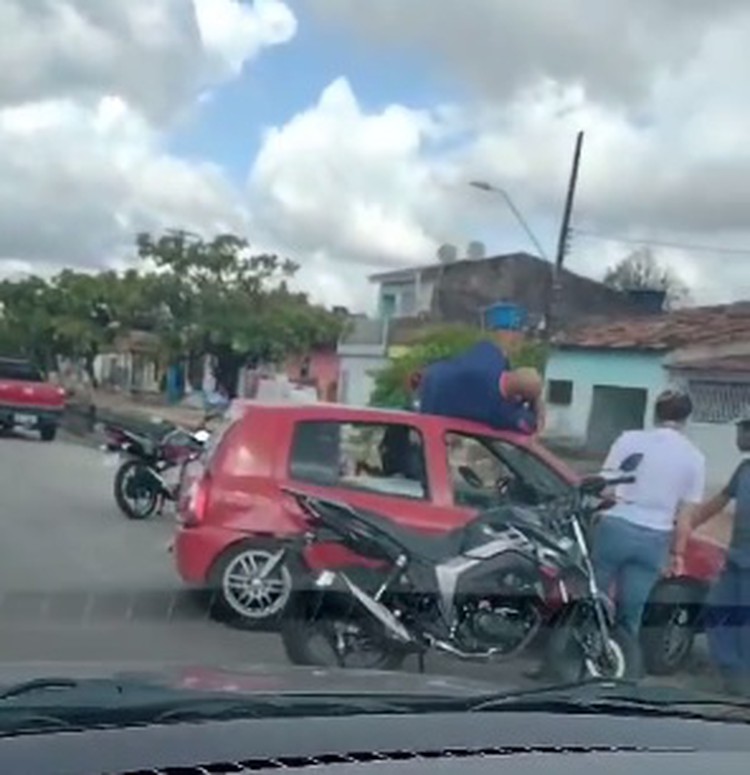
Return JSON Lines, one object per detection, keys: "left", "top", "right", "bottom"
{"left": 207, "top": 539, "right": 293, "bottom": 630}
{"left": 640, "top": 580, "right": 705, "bottom": 675}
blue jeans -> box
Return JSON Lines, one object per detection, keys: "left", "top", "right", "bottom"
{"left": 705, "top": 557, "right": 750, "bottom": 684}
{"left": 592, "top": 516, "right": 672, "bottom": 675}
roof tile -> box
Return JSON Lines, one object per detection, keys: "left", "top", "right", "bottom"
{"left": 554, "top": 302, "right": 750, "bottom": 350}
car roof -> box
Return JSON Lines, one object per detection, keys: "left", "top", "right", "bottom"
{"left": 236, "top": 399, "right": 535, "bottom": 444}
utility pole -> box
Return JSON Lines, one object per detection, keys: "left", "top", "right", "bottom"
{"left": 546, "top": 130, "right": 584, "bottom": 339}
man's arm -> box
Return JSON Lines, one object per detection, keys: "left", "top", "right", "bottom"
{"left": 672, "top": 462, "right": 733, "bottom": 568}
{"left": 601, "top": 432, "right": 629, "bottom": 473}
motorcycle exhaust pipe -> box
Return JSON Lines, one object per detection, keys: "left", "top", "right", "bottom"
{"left": 337, "top": 574, "right": 414, "bottom": 645}
{"left": 427, "top": 636, "right": 504, "bottom": 661}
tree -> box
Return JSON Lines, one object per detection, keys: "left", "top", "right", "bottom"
{"left": 136, "top": 230, "right": 344, "bottom": 395}
{"left": 369, "top": 324, "right": 548, "bottom": 409}
{"left": 603, "top": 247, "right": 690, "bottom": 308}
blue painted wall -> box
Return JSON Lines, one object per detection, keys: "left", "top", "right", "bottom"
{"left": 544, "top": 349, "right": 669, "bottom": 445}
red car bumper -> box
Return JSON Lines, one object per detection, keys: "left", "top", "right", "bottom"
{"left": 174, "top": 525, "right": 239, "bottom": 584}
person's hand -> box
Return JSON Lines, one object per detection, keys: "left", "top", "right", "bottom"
{"left": 666, "top": 552, "right": 685, "bottom": 577}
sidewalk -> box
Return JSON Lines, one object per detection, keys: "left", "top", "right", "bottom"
{"left": 63, "top": 389, "right": 208, "bottom": 440}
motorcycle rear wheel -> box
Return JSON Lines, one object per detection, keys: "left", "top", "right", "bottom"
{"left": 114, "top": 460, "right": 160, "bottom": 520}
{"left": 281, "top": 596, "right": 406, "bottom": 671}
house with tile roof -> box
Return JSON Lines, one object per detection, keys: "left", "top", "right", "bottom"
{"left": 544, "top": 302, "right": 750, "bottom": 487}
{"left": 335, "top": 250, "right": 656, "bottom": 407}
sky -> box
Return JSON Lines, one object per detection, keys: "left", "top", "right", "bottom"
{"left": 1, "top": 0, "right": 750, "bottom": 313}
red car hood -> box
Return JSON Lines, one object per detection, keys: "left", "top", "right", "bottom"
{"left": 0, "top": 379, "right": 66, "bottom": 409}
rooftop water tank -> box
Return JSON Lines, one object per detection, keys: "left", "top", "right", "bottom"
{"left": 483, "top": 302, "right": 527, "bottom": 331}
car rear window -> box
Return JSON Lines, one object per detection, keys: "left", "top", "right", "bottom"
{"left": 289, "top": 420, "right": 429, "bottom": 500}
{"left": 0, "top": 359, "right": 43, "bottom": 382}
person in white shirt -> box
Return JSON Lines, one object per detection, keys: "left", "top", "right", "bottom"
{"left": 593, "top": 389, "right": 706, "bottom": 677}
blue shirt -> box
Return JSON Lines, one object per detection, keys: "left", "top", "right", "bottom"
{"left": 418, "top": 341, "right": 537, "bottom": 434}
{"left": 725, "top": 459, "right": 750, "bottom": 566}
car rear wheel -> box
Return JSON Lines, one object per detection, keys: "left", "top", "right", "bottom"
{"left": 208, "top": 539, "right": 293, "bottom": 630}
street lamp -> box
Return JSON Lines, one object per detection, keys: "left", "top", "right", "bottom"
{"left": 468, "top": 180, "right": 549, "bottom": 261}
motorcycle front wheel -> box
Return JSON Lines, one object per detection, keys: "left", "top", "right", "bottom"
{"left": 281, "top": 594, "right": 406, "bottom": 671}
{"left": 114, "top": 460, "right": 160, "bottom": 520}
{"left": 545, "top": 616, "right": 629, "bottom": 683}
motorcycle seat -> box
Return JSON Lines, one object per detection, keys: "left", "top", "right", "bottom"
{"left": 345, "top": 506, "right": 470, "bottom": 562}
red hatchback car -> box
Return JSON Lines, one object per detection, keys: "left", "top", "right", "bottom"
{"left": 173, "top": 401, "right": 725, "bottom": 675}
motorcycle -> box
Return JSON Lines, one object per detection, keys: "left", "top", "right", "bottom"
{"left": 103, "top": 423, "right": 210, "bottom": 520}
{"left": 278, "top": 459, "right": 640, "bottom": 681}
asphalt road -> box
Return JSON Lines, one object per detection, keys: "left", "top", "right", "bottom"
{"left": 0, "top": 431, "right": 715, "bottom": 691}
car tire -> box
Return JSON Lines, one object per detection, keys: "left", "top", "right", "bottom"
{"left": 207, "top": 539, "right": 293, "bottom": 631}
{"left": 114, "top": 460, "right": 159, "bottom": 520}
{"left": 640, "top": 580, "right": 705, "bottom": 676}
{"left": 39, "top": 424, "right": 57, "bottom": 442}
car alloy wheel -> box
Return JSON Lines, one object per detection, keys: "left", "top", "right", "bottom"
{"left": 220, "top": 546, "right": 292, "bottom": 622}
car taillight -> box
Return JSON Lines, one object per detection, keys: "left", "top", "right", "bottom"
{"left": 185, "top": 471, "right": 212, "bottom": 526}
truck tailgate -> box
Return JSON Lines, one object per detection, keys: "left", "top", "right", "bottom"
{"left": 0, "top": 379, "right": 66, "bottom": 410}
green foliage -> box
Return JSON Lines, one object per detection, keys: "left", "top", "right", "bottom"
{"left": 604, "top": 247, "right": 690, "bottom": 309}
{"left": 369, "top": 324, "right": 548, "bottom": 409}
{"left": 0, "top": 230, "right": 345, "bottom": 392}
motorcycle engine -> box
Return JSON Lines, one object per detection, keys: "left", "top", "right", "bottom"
{"left": 455, "top": 571, "right": 540, "bottom": 654}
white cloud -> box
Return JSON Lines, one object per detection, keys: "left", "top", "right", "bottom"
{"left": 247, "top": 1, "right": 750, "bottom": 306}
{"left": 249, "top": 77, "right": 449, "bottom": 272}
{"left": 0, "top": 0, "right": 295, "bottom": 122}
{"left": 0, "top": 0, "right": 293, "bottom": 278}
{"left": 194, "top": 0, "right": 297, "bottom": 79}
{"left": 2, "top": 0, "right": 750, "bottom": 314}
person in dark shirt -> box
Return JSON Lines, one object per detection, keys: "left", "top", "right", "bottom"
{"left": 681, "top": 411, "right": 750, "bottom": 695}
{"left": 418, "top": 340, "right": 544, "bottom": 434}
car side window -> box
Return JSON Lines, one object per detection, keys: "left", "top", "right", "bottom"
{"left": 445, "top": 432, "right": 568, "bottom": 507}
{"left": 289, "top": 420, "right": 429, "bottom": 500}
{"left": 445, "top": 432, "right": 514, "bottom": 508}
{"left": 489, "top": 438, "right": 569, "bottom": 501}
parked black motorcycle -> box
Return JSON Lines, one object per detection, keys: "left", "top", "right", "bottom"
{"left": 278, "top": 461, "right": 640, "bottom": 681}
{"left": 103, "top": 423, "right": 209, "bottom": 520}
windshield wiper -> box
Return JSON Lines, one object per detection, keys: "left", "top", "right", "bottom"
{"left": 468, "top": 679, "right": 750, "bottom": 723}
{"left": 0, "top": 678, "right": 452, "bottom": 737}
{"left": 151, "top": 694, "right": 433, "bottom": 724}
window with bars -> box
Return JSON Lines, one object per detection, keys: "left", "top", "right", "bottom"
{"left": 687, "top": 380, "right": 750, "bottom": 424}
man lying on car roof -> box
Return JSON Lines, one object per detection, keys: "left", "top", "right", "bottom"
{"left": 417, "top": 340, "right": 545, "bottom": 435}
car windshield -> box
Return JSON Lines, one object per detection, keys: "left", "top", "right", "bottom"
{"left": 0, "top": 2, "right": 748, "bottom": 762}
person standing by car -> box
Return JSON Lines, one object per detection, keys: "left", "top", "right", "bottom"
{"left": 674, "top": 409, "right": 750, "bottom": 695}
{"left": 592, "top": 389, "right": 706, "bottom": 677}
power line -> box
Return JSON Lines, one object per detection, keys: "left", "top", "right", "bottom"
{"left": 573, "top": 228, "right": 750, "bottom": 257}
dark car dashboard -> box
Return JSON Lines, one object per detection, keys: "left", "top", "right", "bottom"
{"left": 0, "top": 708, "right": 748, "bottom": 775}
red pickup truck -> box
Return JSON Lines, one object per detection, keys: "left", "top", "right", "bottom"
{"left": 0, "top": 357, "right": 67, "bottom": 441}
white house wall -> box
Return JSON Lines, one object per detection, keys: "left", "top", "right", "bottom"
{"left": 338, "top": 354, "right": 388, "bottom": 406}
{"left": 544, "top": 349, "right": 667, "bottom": 446}
{"left": 545, "top": 348, "right": 745, "bottom": 489}
{"left": 685, "top": 423, "right": 744, "bottom": 490}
